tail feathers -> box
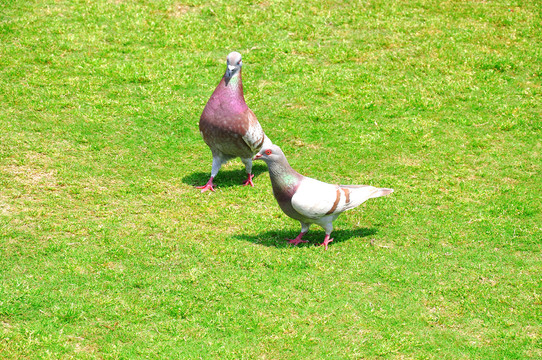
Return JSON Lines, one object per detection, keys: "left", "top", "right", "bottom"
{"left": 337, "top": 185, "right": 393, "bottom": 212}
{"left": 369, "top": 187, "right": 394, "bottom": 199}
{"left": 262, "top": 135, "right": 273, "bottom": 148}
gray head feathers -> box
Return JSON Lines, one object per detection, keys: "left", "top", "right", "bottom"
{"left": 225, "top": 52, "right": 243, "bottom": 78}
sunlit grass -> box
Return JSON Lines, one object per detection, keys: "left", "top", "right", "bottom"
{"left": 1, "top": 0, "right": 541, "bottom": 358}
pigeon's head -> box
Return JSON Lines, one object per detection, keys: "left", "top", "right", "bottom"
{"left": 225, "top": 51, "right": 243, "bottom": 78}
{"left": 254, "top": 144, "right": 284, "bottom": 163}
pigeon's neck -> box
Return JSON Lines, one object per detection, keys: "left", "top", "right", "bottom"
{"left": 225, "top": 72, "right": 241, "bottom": 88}
{"left": 267, "top": 157, "right": 302, "bottom": 195}
{"left": 217, "top": 71, "right": 244, "bottom": 105}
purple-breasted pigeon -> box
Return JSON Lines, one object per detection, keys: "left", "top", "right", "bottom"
{"left": 254, "top": 144, "right": 393, "bottom": 250}
{"left": 198, "top": 51, "right": 270, "bottom": 192}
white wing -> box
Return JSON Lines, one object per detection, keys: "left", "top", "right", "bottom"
{"left": 291, "top": 177, "right": 343, "bottom": 219}
{"left": 292, "top": 180, "right": 392, "bottom": 219}
{"left": 241, "top": 109, "right": 266, "bottom": 153}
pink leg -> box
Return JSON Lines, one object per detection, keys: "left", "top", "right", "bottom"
{"left": 196, "top": 177, "right": 215, "bottom": 193}
{"left": 287, "top": 232, "right": 308, "bottom": 246}
{"left": 242, "top": 173, "right": 255, "bottom": 187}
{"left": 319, "top": 234, "right": 334, "bottom": 250}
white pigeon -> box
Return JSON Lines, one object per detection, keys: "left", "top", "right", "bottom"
{"left": 254, "top": 144, "right": 394, "bottom": 249}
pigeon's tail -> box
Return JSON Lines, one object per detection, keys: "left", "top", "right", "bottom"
{"left": 369, "top": 188, "right": 394, "bottom": 199}
{"left": 337, "top": 185, "right": 393, "bottom": 211}
{"left": 262, "top": 135, "right": 273, "bottom": 148}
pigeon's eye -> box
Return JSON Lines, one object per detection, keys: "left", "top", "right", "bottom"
{"left": 265, "top": 149, "right": 272, "bottom": 155}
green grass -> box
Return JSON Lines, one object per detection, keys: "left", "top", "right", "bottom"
{"left": 1, "top": 0, "right": 541, "bottom": 358}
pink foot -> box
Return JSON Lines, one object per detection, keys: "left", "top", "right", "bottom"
{"left": 196, "top": 177, "right": 215, "bottom": 193}
{"left": 319, "top": 235, "right": 334, "bottom": 250}
{"left": 242, "top": 173, "right": 255, "bottom": 187}
{"left": 287, "top": 232, "right": 308, "bottom": 246}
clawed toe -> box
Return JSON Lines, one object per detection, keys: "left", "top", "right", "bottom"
{"left": 197, "top": 177, "right": 215, "bottom": 193}
{"left": 320, "top": 237, "right": 334, "bottom": 250}
{"left": 242, "top": 174, "right": 255, "bottom": 187}
{"left": 287, "top": 238, "right": 309, "bottom": 246}
{"left": 196, "top": 184, "right": 215, "bottom": 193}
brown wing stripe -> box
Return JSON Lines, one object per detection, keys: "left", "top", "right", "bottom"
{"left": 326, "top": 188, "right": 341, "bottom": 215}
{"left": 256, "top": 135, "right": 265, "bottom": 148}
{"left": 342, "top": 187, "right": 350, "bottom": 204}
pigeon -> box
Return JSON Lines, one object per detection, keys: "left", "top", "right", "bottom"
{"left": 254, "top": 144, "right": 394, "bottom": 250}
{"left": 198, "top": 51, "right": 271, "bottom": 193}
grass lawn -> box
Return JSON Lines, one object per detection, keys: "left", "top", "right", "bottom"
{"left": 1, "top": 0, "right": 541, "bottom": 358}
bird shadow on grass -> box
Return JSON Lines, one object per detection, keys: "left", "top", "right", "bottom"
{"left": 234, "top": 227, "right": 378, "bottom": 249}
{"left": 182, "top": 163, "right": 268, "bottom": 189}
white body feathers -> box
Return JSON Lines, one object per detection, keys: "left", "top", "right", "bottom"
{"left": 292, "top": 177, "right": 393, "bottom": 221}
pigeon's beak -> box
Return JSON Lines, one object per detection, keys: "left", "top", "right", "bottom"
{"left": 253, "top": 153, "right": 262, "bottom": 160}
{"left": 225, "top": 65, "right": 236, "bottom": 78}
